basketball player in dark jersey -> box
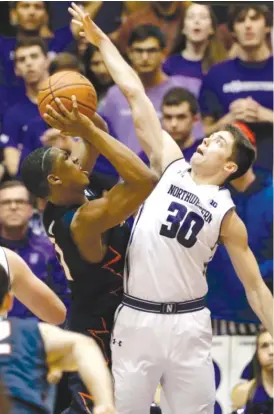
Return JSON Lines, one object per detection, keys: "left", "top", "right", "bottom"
{"left": 0, "top": 263, "right": 116, "bottom": 414}
{"left": 21, "top": 100, "right": 157, "bottom": 413}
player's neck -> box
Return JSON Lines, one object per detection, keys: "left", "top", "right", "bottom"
{"left": 48, "top": 190, "right": 88, "bottom": 207}
{"left": 230, "top": 169, "right": 256, "bottom": 192}
{"left": 238, "top": 42, "right": 270, "bottom": 62}
{"left": 139, "top": 69, "right": 168, "bottom": 90}
{"left": 183, "top": 40, "right": 208, "bottom": 61}
{"left": 190, "top": 169, "right": 225, "bottom": 186}
{"left": 0, "top": 225, "right": 29, "bottom": 242}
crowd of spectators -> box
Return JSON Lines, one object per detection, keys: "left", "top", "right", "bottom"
{"left": 0, "top": 2, "right": 272, "bottom": 413}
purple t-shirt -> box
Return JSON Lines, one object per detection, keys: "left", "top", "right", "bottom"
{"left": 0, "top": 95, "right": 41, "bottom": 175}
{"left": 163, "top": 54, "right": 203, "bottom": 83}
{"left": 139, "top": 137, "right": 203, "bottom": 166}
{"left": 101, "top": 75, "right": 203, "bottom": 155}
{"left": 0, "top": 26, "right": 74, "bottom": 100}
{"left": 199, "top": 57, "right": 273, "bottom": 117}
{"left": 199, "top": 56, "right": 273, "bottom": 171}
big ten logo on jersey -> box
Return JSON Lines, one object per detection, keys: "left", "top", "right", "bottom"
{"left": 0, "top": 320, "right": 11, "bottom": 355}
{"left": 210, "top": 200, "right": 218, "bottom": 208}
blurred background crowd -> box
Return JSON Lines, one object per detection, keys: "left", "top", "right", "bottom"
{"left": 0, "top": 1, "right": 272, "bottom": 413}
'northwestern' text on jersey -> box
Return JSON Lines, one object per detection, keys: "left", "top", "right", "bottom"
{"left": 125, "top": 158, "right": 234, "bottom": 302}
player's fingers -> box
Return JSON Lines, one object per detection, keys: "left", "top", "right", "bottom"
{"left": 71, "top": 95, "right": 79, "bottom": 118}
{"left": 68, "top": 7, "right": 80, "bottom": 20}
{"left": 54, "top": 98, "right": 71, "bottom": 118}
{"left": 43, "top": 114, "right": 63, "bottom": 130}
{"left": 71, "top": 19, "right": 83, "bottom": 27}
{"left": 45, "top": 104, "right": 65, "bottom": 123}
{"left": 71, "top": 2, "right": 85, "bottom": 18}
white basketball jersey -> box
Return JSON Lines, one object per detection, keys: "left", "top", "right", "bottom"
{"left": 125, "top": 158, "right": 234, "bottom": 302}
{"left": 0, "top": 247, "right": 9, "bottom": 281}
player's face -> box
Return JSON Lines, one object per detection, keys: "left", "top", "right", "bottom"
{"left": 128, "top": 38, "right": 165, "bottom": 74}
{"left": 89, "top": 50, "right": 112, "bottom": 86}
{"left": 183, "top": 4, "right": 214, "bottom": 43}
{"left": 15, "top": 1, "right": 47, "bottom": 32}
{"left": 0, "top": 186, "right": 33, "bottom": 229}
{"left": 257, "top": 332, "right": 273, "bottom": 372}
{"left": 233, "top": 9, "right": 269, "bottom": 49}
{"left": 48, "top": 148, "right": 90, "bottom": 192}
{"left": 162, "top": 102, "right": 196, "bottom": 144}
{"left": 15, "top": 45, "right": 49, "bottom": 85}
{"left": 190, "top": 131, "right": 237, "bottom": 176}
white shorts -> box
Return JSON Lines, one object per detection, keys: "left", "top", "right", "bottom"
{"left": 111, "top": 305, "right": 215, "bottom": 414}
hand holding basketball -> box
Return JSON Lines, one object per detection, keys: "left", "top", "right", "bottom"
{"left": 44, "top": 96, "right": 94, "bottom": 138}
{"left": 69, "top": 2, "right": 107, "bottom": 46}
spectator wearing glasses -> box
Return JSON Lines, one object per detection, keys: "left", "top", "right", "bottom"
{"left": 0, "top": 180, "right": 70, "bottom": 320}
{"left": 101, "top": 24, "right": 202, "bottom": 155}
{"left": 199, "top": 5, "right": 273, "bottom": 171}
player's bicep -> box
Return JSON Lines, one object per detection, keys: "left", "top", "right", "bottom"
{"left": 221, "top": 211, "right": 261, "bottom": 290}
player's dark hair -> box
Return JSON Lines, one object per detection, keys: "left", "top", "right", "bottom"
{"left": 128, "top": 24, "right": 166, "bottom": 49}
{"left": 225, "top": 124, "right": 256, "bottom": 181}
{"left": 49, "top": 52, "right": 84, "bottom": 76}
{"left": 14, "top": 36, "right": 48, "bottom": 58}
{"left": 228, "top": 5, "right": 272, "bottom": 32}
{"left": 21, "top": 147, "right": 55, "bottom": 198}
{"left": 162, "top": 87, "right": 199, "bottom": 115}
{"left": 0, "top": 263, "right": 10, "bottom": 308}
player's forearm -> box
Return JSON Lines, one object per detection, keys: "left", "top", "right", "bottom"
{"left": 98, "top": 36, "right": 144, "bottom": 97}
{"left": 73, "top": 338, "right": 114, "bottom": 407}
{"left": 81, "top": 124, "right": 157, "bottom": 185}
{"left": 246, "top": 282, "right": 273, "bottom": 337}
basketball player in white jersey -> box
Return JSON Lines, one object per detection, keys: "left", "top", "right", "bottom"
{"left": 69, "top": 5, "right": 273, "bottom": 414}
{"left": 0, "top": 246, "right": 66, "bottom": 324}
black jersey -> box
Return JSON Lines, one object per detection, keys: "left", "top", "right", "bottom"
{"left": 43, "top": 188, "right": 131, "bottom": 327}
{"left": 0, "top": 317, "right": 49, "bottom": 414}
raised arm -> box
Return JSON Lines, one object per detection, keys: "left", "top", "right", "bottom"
{"left": 5, "top": 248, "right": 66, "bottom": 325}
{"left": 69, "top": 3, "right": 182, "bottom": 175}
{"left": 45, "top": 97, "right": 157, "bottom": 262}
{"left": 39, "top": 323, "right": 116, "bottom": 414}
{"left": 220, "top": 210, "right": 273, "bottom": 336}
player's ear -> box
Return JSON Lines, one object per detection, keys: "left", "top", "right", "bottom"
{"left": 224, "top": 160, "right": 237, "bottom": 176}
{"left": 47, "top": 174, "right": 62, "bottom": 186}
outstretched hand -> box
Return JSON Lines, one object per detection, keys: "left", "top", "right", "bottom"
{"left": 43, "top": 96, "right": 93, "bottom": 138}
{"left": 68, "top": 2, "right": 107, "bottom": 46}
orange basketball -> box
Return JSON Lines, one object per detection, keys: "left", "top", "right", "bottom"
{"left": 37, "top": 71, "right": 97, "bottom": 121}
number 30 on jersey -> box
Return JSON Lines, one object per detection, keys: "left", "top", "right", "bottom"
{"left": 160, "top": 202, "right": 204, "bottom": 248}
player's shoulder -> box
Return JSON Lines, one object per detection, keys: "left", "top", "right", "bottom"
{"left": 162, "top": 156, "right": 189, "bottom": 177}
